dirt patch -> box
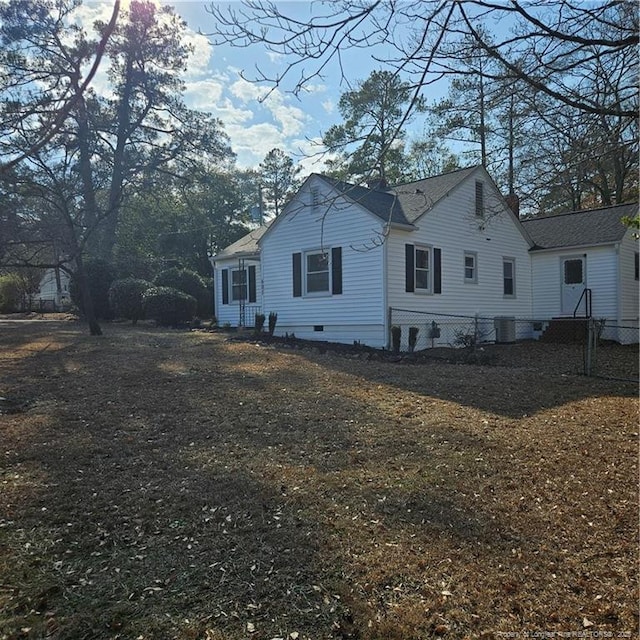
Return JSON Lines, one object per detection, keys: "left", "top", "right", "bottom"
{"left": 0, "top": 322, "right": 637, "bottom": 639}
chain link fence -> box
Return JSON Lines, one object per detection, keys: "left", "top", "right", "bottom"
{"left": 389, "top": 308, "right": 638, "bottom": 382}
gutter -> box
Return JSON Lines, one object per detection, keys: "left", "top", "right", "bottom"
{"left": 210, "top": 251, "right": 260, "bottom": 263}
{"left": 528, "top": 240, "right": 619, "bottom": 253}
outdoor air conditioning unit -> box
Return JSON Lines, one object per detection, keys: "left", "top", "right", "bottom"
{"left": 494, "top": 316, "right": 516, "bottom": 344}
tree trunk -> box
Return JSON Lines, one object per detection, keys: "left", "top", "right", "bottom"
{"left": 101, "top": 57, "right": 135, "bottom": 261}
{"left": 74, "top": 254, "right": 102, "bottom": 336}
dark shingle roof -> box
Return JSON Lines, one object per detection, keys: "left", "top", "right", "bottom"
{"left": 319, "top": 166, "right": 478, "bottom": 225}
{"left": 521, "top": 202, "right": 638, "bottom": 250}
{"left": 212, "top": 222, "right": 271, "bottom": 260}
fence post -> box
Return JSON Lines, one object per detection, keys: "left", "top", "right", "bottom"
{"left": 585, "top": 318, "right": 594, "bottom": 376}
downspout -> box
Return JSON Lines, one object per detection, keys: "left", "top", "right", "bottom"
{"left": 383, "top": 224, "right": 389, "bottom": 349}
{"left": 615, "top": 242, "right": 622, "bottom": 331}
{"left": 208, "top": 256, "right": 216, "bottom": 320}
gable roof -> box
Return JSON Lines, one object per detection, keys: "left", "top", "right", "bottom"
{"left": 319, "top": 166, "right": 479, "bottom": 225}
{"left": 212, "top": 222, "right": 271, "bottom": 261}
{"left": 521, "top": 202, "right": 638, "bottom": 250}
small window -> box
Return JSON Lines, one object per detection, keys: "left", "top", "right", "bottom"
{"left": 415, "top": 246, "right": 431, "bottom": 291}
{"left": 475, "top": 181, "right": 484, "bottom": 217}
{"left": 306, "top": 250, "right": 329, "bottom": 293}
{"left": 564, "top": 259, "right": 583, "bottom": 285}
{"left": 231, "top": 269, "right": 247, "bottom": 301}
{"left": 634, "top": 252, "right": 639, "bottom": 281}
{"left": 464, "top": 251, "right": 477, "bottom": 283}
{"left": 503, "top": 259, "right": 515, "bottom": 297}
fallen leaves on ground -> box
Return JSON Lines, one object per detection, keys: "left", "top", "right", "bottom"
{"left": 0, "top": 322, "right": 637, "bottom": 639}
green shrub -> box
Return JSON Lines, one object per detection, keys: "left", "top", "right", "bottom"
{"left": 69, "top": 259, "right": 116, "bottom": 320}
{"left": 153, "top": 268, "right": 211, "bottom": 318}
{"left": 0, "top": 274, "right": 25, "bottom": 313}
{"left": 108, "top": 278, "right": 153, "bottom": 324}
{"left": 142, "top": 286, "right": 197, "bottom": 327}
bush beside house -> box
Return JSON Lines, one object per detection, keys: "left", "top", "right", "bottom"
{"left": 153, "top": 268, "right": 211, "bottom": 318}
{"left": 108, "top": 278, "right": 153, "bottom": 324}
{"left": 143, "top": 286, "right": 197, "bottom": 327}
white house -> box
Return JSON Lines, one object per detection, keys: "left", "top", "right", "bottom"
{"left": 32, "top": 267, "right": 71, "bottom": 311}
{"left": 521, "top": 202, "right": 639, "bottom": 343}
{"left": 210, "top": 223, "right": 269, "bottom": 327}
{"left": 252, "top": 165, "right": 533, "bottom": 348}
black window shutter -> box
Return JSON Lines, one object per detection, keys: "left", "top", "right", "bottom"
{"left": 221, "top": 269, "right": 229, "bottom": 305}
{"left": 434, "top": 248, "right": 442, "bottom": 294}
{"left": 405, "top": 244, "right": 415, "bottom": 292}
{"left": 331, "top": 246, "right": 342, "bottom": 294}
{"left": 292, "top": 253, "right": 302, "bottom": 297}
{"left": 248, "top": 265, "right": 256, "bottom": 303}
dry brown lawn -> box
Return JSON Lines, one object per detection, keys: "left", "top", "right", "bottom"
{"left": 0, "top": 320, "right": 637, "bottom": 640}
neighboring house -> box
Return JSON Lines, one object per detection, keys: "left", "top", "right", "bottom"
{"left": 251, "top": 165, "right": 533, "bottom": 348}
{"left": 210, "top": 223, "right": 270, "bottom": 327}
{"left": 522, "top": 202, "right": 639, "bottom": 343}
{"left": 32, "top": 267, "right": 71, "bottom": 311}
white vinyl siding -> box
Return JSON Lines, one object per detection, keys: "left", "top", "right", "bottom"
{"left": 260, "top": 176, "right": 386, "bottom": 346}
{"left": 213, "top": 258, "right": 262, "bottom": 327}
{"left": 530, "top": 246, "right": 618, "bottom": 318}
{"left": 386, "top": 166, "right": 532, "bottom": 321}
{"left": 619, "top": 229, "right": 640, "bottom": 322}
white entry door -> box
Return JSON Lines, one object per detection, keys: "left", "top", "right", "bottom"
{"left": 561, "top": 256, "right": 586, "bottom": 315}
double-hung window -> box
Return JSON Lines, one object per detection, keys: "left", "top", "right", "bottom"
{"left": 503, "top": 258, "right": 515, "bottom": 297}
{"left": 464, "top": 251, "right": 477, "bottom": 283}
{"left": 415, "top": 246, "right": 431, "bottom": 291}
{"left": 293, "top": 247, "right": 342, "bottom": 297}
{"left": 306, "top": 250, "right": 330, "bottom": 294}
{"left": 231, "top": 269, "right": 247, "bottom": 301}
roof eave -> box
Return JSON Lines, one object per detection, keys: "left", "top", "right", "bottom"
{"left": 211, "top": 250, "right": 260, "bottom": 262}
{"left": 387, "top": 221, "right": 417, "bottom": 232}
{"left": 529, "top": 240, "right": 620, "bottom": 253}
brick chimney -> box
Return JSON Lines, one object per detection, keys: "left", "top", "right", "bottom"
{"left": 367, "top": 176, "right": 388, "bottom": 191}
{"left": 505, "top": 192, "right": 520, "bottom": 217}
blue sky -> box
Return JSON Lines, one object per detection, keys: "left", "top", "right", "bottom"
{"left": 171, "top": 1, "right": 423, "bottom": 171}
{"left": 81, "top": 1, "right": 448, "bottom": 172}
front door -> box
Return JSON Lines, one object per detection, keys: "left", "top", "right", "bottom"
{"left": 561, "top": 256, "right": 586, "bottom": 315}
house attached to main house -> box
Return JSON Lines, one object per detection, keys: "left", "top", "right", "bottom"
{"left": 210, "top": 223, "right": 269, "bottom": 327}
{"left": 521, "top": 202, "right": 639, "bottom": 343}
{"left": 212, "top": 165, "right": 534, "bottom": 348}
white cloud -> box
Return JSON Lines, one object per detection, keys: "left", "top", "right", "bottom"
{"left": 322, "top": 99, "right": 335, "bottom": 114}
{"left": 226, "top": 122, "right": 288, "bottom": 167}
{"left": 289, "top": 137, "right": 331, "bottom": 177}
{"left": 184, "top": 32, "right": 214, "bottom": 77}
{"left": 229, "top": 77, "right": 269, "bottom": 103}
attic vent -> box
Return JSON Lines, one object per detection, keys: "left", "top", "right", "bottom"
{"left": 475, "top": 180, "right": 484, "bottom": 217}
{"left": 311, "top": 187, "right": 320, "bottom": 209}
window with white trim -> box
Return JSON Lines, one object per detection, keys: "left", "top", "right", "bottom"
{"left": 464, "top": 251, "right": 477, "bottom": 283}
{"left": 231, "top": 269, "right": 247, "bottom": 301}
{"left": 305, "top": 250, "right": 330, "bottom": 294}
{"left": 503, "top": 258, "right": 515, "bottom": 297}
{"left": 415, "top": 246, "right": 431, "bottom": 291}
